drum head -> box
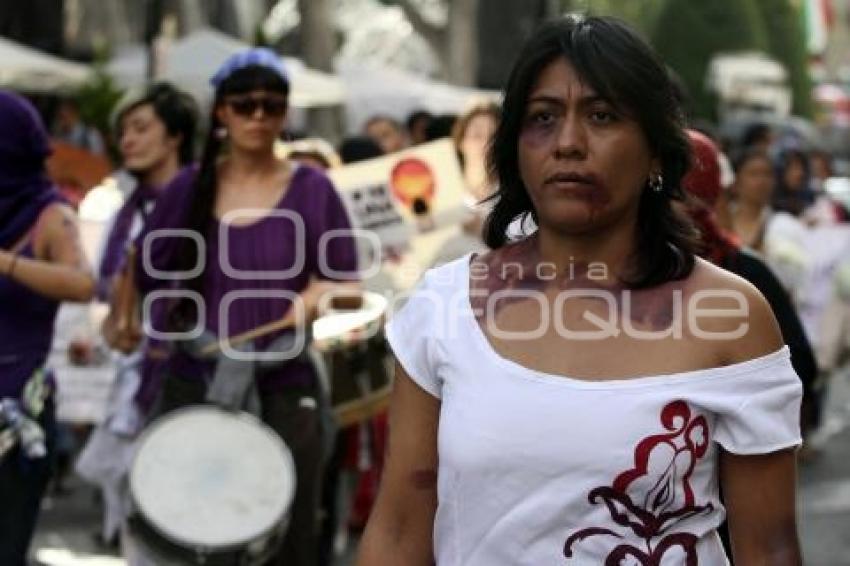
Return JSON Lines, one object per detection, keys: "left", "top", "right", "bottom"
{"left": 312, "top": 291, "right": 387, "bottom": 343}
{"left": 130, "top": 406, "right": 295, "bottom": 550}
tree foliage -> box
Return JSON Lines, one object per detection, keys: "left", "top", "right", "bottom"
{"left": 396, "top": 0, "right": 480, "bottom": 86}
{"left": 651, "top": 0, "right": 769, "bottom": 119}
{"left": 563, "top": 0, "right": 666, "bottom": 38}
{"left": 753, "top": 0, "right": 813, "bottom": 117}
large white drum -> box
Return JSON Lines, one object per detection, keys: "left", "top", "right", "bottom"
{"left": 129, "top": 406, "right": 295, "bottom": 565}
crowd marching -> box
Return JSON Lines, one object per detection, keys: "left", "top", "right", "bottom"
{"left": 1, "top": 12, "right": 849, "bottom": 566}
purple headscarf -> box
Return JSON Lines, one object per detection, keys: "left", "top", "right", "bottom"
{"left": 0, "top": 91, "right": 63, "bottom": 249}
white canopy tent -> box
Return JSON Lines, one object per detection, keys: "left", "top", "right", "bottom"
{"left": 0, "top": 36, "right": 91, "bottom": 93}
{"left": 107, "top": 28, "right": 345, "bottom": 109}
{"left": 336, "top": 60, "right": 501, "bottom": 133}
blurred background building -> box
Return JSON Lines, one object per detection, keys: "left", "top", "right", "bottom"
{"left": 2, "top": 0, "right": 848, "bottom": 153}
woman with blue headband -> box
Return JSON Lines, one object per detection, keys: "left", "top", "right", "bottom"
{"left": 0, "top": 90, "right": 95, "bottom": 565}
{"left": 132, "top": 49, "right": 359, "bottom": 566}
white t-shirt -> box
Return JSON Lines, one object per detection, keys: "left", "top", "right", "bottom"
{"left": 385, "top": 254, "right": 802, "bottom": 566}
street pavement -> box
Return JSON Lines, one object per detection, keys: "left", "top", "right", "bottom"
{"left": 800, "top": 366, "right": 850, "bottom": 565}
{"left": 28, "top": 368, "right": 850, "bottom": 565}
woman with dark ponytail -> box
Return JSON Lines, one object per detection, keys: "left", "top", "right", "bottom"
{"left": 133, "top": 49, "right": 359, "bottom": 566}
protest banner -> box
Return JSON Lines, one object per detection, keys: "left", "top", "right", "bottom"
{"left": 328, "top": 138, "right": 470, "bottom": 290}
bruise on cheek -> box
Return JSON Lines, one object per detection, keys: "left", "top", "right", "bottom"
{"left": 519, "top": 120, "right": 554, "bottom": 149}
{"left": 410, "top": 469, "right": 438, "bottom": 490}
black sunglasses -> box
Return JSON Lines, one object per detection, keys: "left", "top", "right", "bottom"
{"left": 226, "top": 95, "right": 288, "bottom": 118}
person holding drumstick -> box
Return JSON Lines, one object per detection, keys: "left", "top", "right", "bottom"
{"left": 358, "top": 15, "right": 802, "bottom": 565}
{"left": 72, "top": 82, "right": 199, "bottom": 550}
{"left": 0, "top": 90, "right": 95, "bottom": 566}
{"left": 133, "top": 49, "right": 359, "bottom": 566}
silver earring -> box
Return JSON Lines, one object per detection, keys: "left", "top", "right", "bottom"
{"left": 215, "top": 127, "right": 228, "bottom": 140}
{"left": 649, "top": 172, "right": 664, "bottom": 193}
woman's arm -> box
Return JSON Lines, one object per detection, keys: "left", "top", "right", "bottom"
{"left": 721, "top": 448, "right": 802, "bottom": 565}
{"left": 715, "top": 266, "right": 802, "bottom": 564}
{"left": 356, "top": 364, "right": 440, "bottom": 566}
{"left": 0, "top": 204, "right": 94, "bottom": 302}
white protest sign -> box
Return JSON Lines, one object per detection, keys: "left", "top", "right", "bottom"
{"left": 328, "top": 138, "right": 469, "bottom": 289}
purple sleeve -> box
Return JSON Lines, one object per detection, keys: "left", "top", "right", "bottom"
{"left": 134, "top": 165, "right": 198, "bottom": 293}
{"left": 307, "top": 170, "right": 359, "bottom": 281}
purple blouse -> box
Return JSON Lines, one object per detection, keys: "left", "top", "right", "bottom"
{"left": 0, "top": 91, "right": 64, "bottom": 399}
{"left": 135, "top": 164, "right": 358, "bottom": 410}
{"left": 0, "top": 241, "right": 59, "bottom": 399}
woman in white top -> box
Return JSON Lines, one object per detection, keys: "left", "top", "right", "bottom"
{"left": 357, "top": 15, "right": 802, "bottom": 566}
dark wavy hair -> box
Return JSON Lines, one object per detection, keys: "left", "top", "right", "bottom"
{"left": 484, "top": 15, "right": 697, "bottom": 288}
{"left": 773, "top": 147, "right": 814, "bottom": 216}
{"left": 114, "top": 82, "right": 199, "bottom": 165}
{"left": 169, "top": 64, "right": 289, "bottom": 331}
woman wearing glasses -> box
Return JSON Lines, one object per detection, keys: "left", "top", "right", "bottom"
{"left": 132, "top": 49, "right": 359, "bottom": 566}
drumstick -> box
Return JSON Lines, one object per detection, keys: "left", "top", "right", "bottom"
{"left": 197, "top": 290, "right": 366, "bottom": 357}
{"left": 199, "top": 311, "right": 299, "bottom": 356}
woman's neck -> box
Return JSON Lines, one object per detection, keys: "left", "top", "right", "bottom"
{"left": 463, "top": 156, "right": 490, "bottom": 201}
{"left": 140, "top": 154, "right": 180, "bottom": 189}
{"left": 734, "top": 199, "right": 767, "bottom": 221}
{"left": 224, "top": 146, "right": 280, "bottom": 183}
{"left": 534, "top": 220, "right": 637, "bottom": 286}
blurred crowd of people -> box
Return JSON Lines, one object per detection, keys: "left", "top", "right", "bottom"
{"left": 689, "top": 120, "right": 850, "bottom": 440}
{"left": 0, "top": 43, "right": 505, "bottom": 565}
{"left": 0, "top": 20, "right": 847, "bottom": 565}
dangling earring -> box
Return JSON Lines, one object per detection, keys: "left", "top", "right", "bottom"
{"left": 215, "top": 127, "right": 228, "bottom": 140}
{"left": 649, "top": 171, "right": 664, "bottom": 193}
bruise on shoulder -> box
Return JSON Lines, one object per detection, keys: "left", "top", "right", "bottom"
{"left": 409, "top": 468, "right": 438, "bottom": 491}
{"left": 469, "top": 237, "right": 546, "bottom": 322}
{"left": 469, "top": 236, "right": 707, "bottom": 335}
{"left": 48, "top": 205, "right": 87, "bottom": 268}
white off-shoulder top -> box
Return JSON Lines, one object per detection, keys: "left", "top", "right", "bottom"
{"left": 385, "top": 254, "right": 802, "bottom": 566}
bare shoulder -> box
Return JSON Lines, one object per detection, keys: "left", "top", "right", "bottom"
{"left": 34, "top": 203, "right": 77, "bottom": 243}
{"left": 38, "top": 202, "right": 77, "bottom": 225}
{"left": 686, "top": 257, "right": 783, "bottom": 364}
{"left": 34, "top": 203, "right": 87, "bottom": 265}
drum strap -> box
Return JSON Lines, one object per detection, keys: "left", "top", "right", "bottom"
{"left": 174, "top": 328, "right": 339, "bottom": 460}
{"left": 176, "top": 329, "right": 320, "bottom": 417}
{"left": 205, "top": 342, "right": 262, "bottom": 415}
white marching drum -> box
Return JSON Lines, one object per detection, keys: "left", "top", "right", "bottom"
{"left": 312, "top": 291, "right": 392, "bottom": 427}
{"left": 128, "top": 406, "right": 295, "bottom": 565}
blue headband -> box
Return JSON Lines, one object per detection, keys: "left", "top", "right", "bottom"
{"left": 210, "top": 48, "right": 289, "bottom": 88}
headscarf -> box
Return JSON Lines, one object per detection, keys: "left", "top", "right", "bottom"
{"left": 681, "top": 129, "right": 740, "bottom": 264}
{"left": 0, "top": 91, "right": 63, "bottom": 249}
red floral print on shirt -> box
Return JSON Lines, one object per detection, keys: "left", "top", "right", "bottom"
{"left": 564, "top": 400, "right": 714, "bottom": 565}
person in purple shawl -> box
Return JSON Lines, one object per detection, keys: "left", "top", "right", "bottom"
{"left": 0, "top": 90, "right": 95, "bottom": 565}
{"left": 76, "top": 82, "right": 198, "bottom": 550}
{"left": 97, "top": 82, "right": 199, "bottom": 300}
{"left": 132, "top": 50, "right": 360, "bottom": 566}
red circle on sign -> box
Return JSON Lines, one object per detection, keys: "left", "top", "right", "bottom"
{"left": 390, "top": 158, "right": 436, "bottom": 208}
